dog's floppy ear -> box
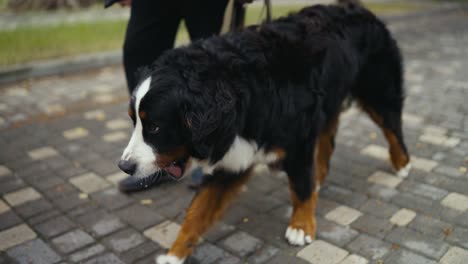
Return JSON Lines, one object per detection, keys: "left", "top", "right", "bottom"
{"left": 181, "top": 79, "right": 237, "bottom": 161}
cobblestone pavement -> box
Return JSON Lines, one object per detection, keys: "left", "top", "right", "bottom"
{"left": 1, "top": 8, "right": 468, "bottom": 264}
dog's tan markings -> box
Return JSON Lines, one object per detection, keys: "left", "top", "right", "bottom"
{"left": 315, "top": 116, "right": 339, "bottom": 186}
{"left": 138, "top": 111, "right": 147, "bottom": 120}
{"left": 383, "top": 128, "right": 409, "bottom": 170}
{"left": 359, "top": 103, "right": 410, "bottom": 171}
{"left": 128, "top": 106, "right": 135, "bottom": 119}
{"left": 271, "top": 147, "right": 286, "bottom": 160}
{"left": 167, "top": 170, "right": 252, "bottom": 259}
{"left": 288, "top": 184, "right": 318, "bottom": 239}
{"left": 156, "top": 146, "right": 188, "bottom": 168}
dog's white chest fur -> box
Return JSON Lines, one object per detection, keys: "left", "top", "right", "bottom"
{"left": 195, "top": 136, "right": 280, "bottom": 175}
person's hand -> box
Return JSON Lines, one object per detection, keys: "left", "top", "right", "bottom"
{"left": 119, "top": 0, "right": 132, "bottom": 7}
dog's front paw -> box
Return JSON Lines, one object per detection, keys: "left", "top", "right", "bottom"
{"left": 285, "top": 226, "right": 313, "bottom": 246}
{"left": 156, "top": 254, "right": 185, "bottom": 264}
{"left": 396, "top": 162, "right": 411, "bottom": 178}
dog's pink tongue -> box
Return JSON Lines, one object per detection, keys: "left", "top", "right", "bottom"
{"left": 165, "top": 165, "right": 182, "bottom": 178}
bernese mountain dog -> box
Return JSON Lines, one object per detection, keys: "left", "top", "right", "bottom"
{"left": 119, "top": 1, "right": 411, "bottom": 263}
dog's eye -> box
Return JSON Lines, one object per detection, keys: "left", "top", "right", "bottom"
{"left": 148, "top": 124, "right": 160, "bottom": 134}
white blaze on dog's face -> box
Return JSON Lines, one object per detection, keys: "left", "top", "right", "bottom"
{"left": 119, "top": 76, "right": 191, "bottom": 179}
{"left": 121, "top": 77, "right": 159, "bottom": 178}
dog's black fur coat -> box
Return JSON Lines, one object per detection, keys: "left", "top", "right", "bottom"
{"left": 139, "top": 3, "right": 404, "bottom": 200}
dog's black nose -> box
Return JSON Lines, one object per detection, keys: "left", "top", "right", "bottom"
{"left": 118, "top": 160, "right": 136, "bottom": 175}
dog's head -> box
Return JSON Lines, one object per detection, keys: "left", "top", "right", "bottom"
{"left": 118, "top": 59, "right": 237, "bottom": 180}
{"left": 119, "top": 76, "right": 191, "bottom": 180}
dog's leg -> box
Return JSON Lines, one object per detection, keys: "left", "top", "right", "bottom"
{"left": 360, "top": 103, "right": 411, "bottom": 177}
{"left": 285, "top": 182, "right": 318, "bottom": 246}
{"left": 315, "top": 115, "right": 339, "bottom": 191}
{"left": 156, "top": 170, "right": 251, "bottom": 264}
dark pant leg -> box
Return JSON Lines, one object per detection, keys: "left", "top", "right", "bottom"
{"left": 123, "top": 0, "right": 182, "bottom": 93}
{"left": 183, "top": 0, "right": 229, "bottom": 41}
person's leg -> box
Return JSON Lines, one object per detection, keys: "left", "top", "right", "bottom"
{"left": 119, "top": 0, "right": 182, "bottom": 193}
{"left": 123, "top": 0, "right": 182, "bottom": 93}
{"left": 183, "top": 0, "right": 229, "bottom": 41}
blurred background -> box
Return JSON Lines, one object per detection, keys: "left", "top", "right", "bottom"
{"left": 0, "top": 0, "right": 458, "bottom": 68}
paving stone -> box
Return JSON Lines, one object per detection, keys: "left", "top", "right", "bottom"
{"left": 420, "top": 133, "right": 460, "bottom": 147}
{"left": 103, "top": 131, "right": 127, "bottom": 142}
{"left": 3, "top": 187, "right": 41, "bottom": 206}
{"left": 15, "top": 198, "right": 54, "bottom": 218}
{"left": 390, "top": 208, "right": 416, "bottom": 226}
{"left": 246, "top": 244, "right": 279, "bottom": 264}
{"left": 192, "top": 243, "right": 240, "bottom": 264}
{"left": 403, "top": 113, "right": 423, "bottom": 126}
{"left": 105, "top": 171, "right": 128, "bottom": 185}
{"left": 204, "top": 222, "right": 236, "bottom": 242}
{"left": 297, "top": 240, "right": 348, "bottom": 264}
{"left": 90, "top": 188, "right": 133, "bottom": 210}
{"left": 392, "top": 192, "right": 442, "bottom": 216}
{"left": 385, "top": 227, "right": 450, "bottom": 259}
{"left": 120, "top": 241, "right": 160, "bottom": 263}
{"left": 359, "top": 199, "right": 399, "bottom": 219}
{"left": 69, "top": 172, "right": 110, "bottom": 194}
{"left": 315, "top": 198, "right": 340, "bottom": 216}
{"left": 435, "top": 165, "right": 465, "bottom": 178}
{"left": 367, "top": 171, "right": 402, "bottom": 188}
{"left": 77, "top": 210, "right": 125, "bottom": 237}
{"left": 51, "top": 191, "right": 89, "bottom": 211}
{"left": 238, "top": 190, "right": 284, "bottom": 213}
{"left": 83, "top": 159, "right": 120, "bottom": 177}
{"left": 0, "top": 177, "right": 26, "bottom": 195}
{"left": 320, "top": 185, "right": 368, "bottom": 208}
{"left": 51, "top": 229, "right": 95, "bottom": 254}
{"left": 411, "top": 156, "right": 438, "bottom": 172}
{"left": 63, "top": 127, "right": 89, "bottom": 140}
{"left": 143, "top": 220, "right": 180, "bottom": 249}
{"left": 0, "top": 224, "right": 37, "bottom": 251}
{"left": 27, "top": 147, "right": 58, "bottom": 160}
{"left": 408, "top": 215, "right": 452, "bottom": 239}
{"left": 69, "top": 244, "right": 105, "bottom": 262}
{"left": 347, "top": 234, "right": 391, "bottom": 261}
{"left": 0, "top": 200, "right": 10, "bottom": 214}
{"left": 440, "top": 247, "right": 468, "bottom": 264}
{"left": 384, "top": 249, "right": 437, "bottom": 264}
{"left": 325, "top": 205, "right": 363, "bottom": 226}
{"left": 6, "top": 238, "right": 61, "bottom": 264}
{"left": 106, "top": 118, "right": 131, "bottom": 130}
{"left": 157, "top": 196, "right": 194, "bottom": 220}
{"left": 339, "top": 254, "right": 368, "bottom": 264}
{"left": 268, "top": 254, "right": 309, "bottom": 264}
{"left": 441, "top": 192, "right": 468, "bottom": 211}
{"left": 316, "top": 218, "right": 359, "bottom": 247}
{"left": 221, "top": 231, "right": 263, "bottom": 257}
{"left": 0, "top": 210, "right": 22, "bottom": 231}
{"left": 26, "top": 209, "right": 61, "bottom": 225}
{"left": 26, "top": 173, "right": 65, "bottom": 191}
{"left": 351, "top": 214, "right": 393, "bottom": 238}
{"left": 116, "top": 204, "right": 165, "bottom": 230}
{"left": 236, "top": 213, "right": 286, "bottom": 250}
{"left": 135, "top": 255, "right": 166, "bottom": 264}
{"left": 82, "top": 253, "right": 125, "bottom": 264}
{"left": 0, "top": 166, "right": 12, "bottom": 177}
{"left": 102, "top": 228, "right": 146, "bottom": 253}
{"left": 34, "top": 215, "right": 75, "bottom": 238}
{"left": 360, "top": 144, "right": 388, "bottom": 160}
{"left": 84, "top": 109, "right": 106, "bottom": 120}
{"left": 398, "top": 180, "right": 448, "bottom": 200}
{"left": 447, "top": 227, "right": 468, "bottom": 249}
{"left": 366, "top": 185, "right": 399, "bottom": 201}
